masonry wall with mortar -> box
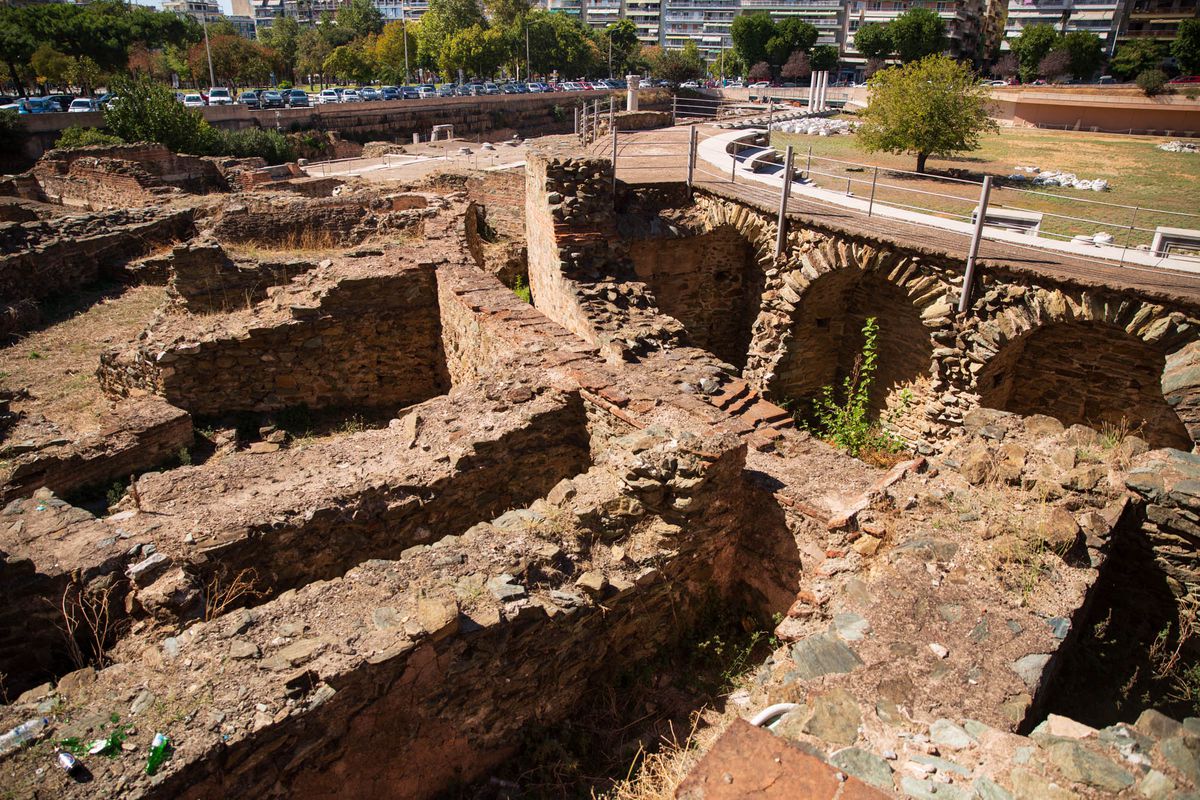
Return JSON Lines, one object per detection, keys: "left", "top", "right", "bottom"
{"left": 165, "top": 242, "right": 317, "bottom": 314}
{"left": 208, "top": 193, "right": 435, "bottom": 248}
{"left": 97, "top": 260, "right": 450, "bottom": 416}
{"left": 686, "top": 191, "right": 1200, "bottom": 452}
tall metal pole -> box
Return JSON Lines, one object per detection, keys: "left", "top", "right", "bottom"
{"left": 527, "top": 26, "right": 531, "bottom": 82}
{"left": 774, "top": 145, "right": 794, "bottom": 260}
{"left": 958, "top": 176, "right": 993, "bottom": 315}
{"left": 868, "top": 166, "right": 878, "bottom": 217}
{"left": 403, "top": 5, "right": 410, "bottom": 84}
{"left": 202, "top": 10, "right": 216, "bottom": 89}
{"left": 611, "top": 124, "right": 618, "bottom": 194}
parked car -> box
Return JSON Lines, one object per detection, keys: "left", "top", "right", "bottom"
{"left": 46, "top": 93, "right": 74, "bottom": 111}
{"left": 341, "top": 88, "right": 362, "bottom": 103}
{"left": 380, "top": 85, "right": 400, "bottom": 100}
{"left": 239, "top": 90, "right": 262, "bottom": 109}
{"left": 418, "top": 84, "right": 437, "bottom": 99}
{"left": 182, "top": 93, "right": 206, "bottom": 107}
{"left": 464, "top": 83, "right": 485, "bottom": 96}
{"left": 285, "top": 89, "right": 310, "bottom": 107}
{"left": 261, "top": 90, "right": 285, "bottom": 108}
{"left": 68, "top": 97, "right": 100, "bottom": 112}
{"left": 6, "top": 97, "right": 56, "bottom": 114}
{"left": 400, "top": 85, "right": 421, "bottom": 99}
{"left": 360, "top": 86, "right": 380, "bottom": 101}
{"left": 437, "top": 84, "right": 456, "bottom": 97}
{"left": 1168, "top": 75, "right": 1200, "bottom": 84}
{"left": 318, "top": 88, "right": 341, "bottom": 104}
{"left": 483, "top": 82, "right": 500, "bottom": 95}
{"left": 207, "top": 87, "right": 234, "bottom": 105}
{"left": 527, "top": 82, "right": 546, "bottom": 93}
{"left": 501, "top": 82, "right": 520, "bottom": 94}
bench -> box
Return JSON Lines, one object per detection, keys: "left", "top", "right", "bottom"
{"left": 974, "top": 206, "right": 1043, "bottom": 236}
{"left": 1151, "top": 226, "right": 1200, "bottom": 260}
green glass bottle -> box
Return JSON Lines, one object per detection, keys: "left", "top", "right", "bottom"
{"left": 145, "top": 733, "right": 170, "bottom": 776}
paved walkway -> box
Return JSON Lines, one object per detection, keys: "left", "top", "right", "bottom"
{"left": 594, "top": 125, "right": 1200, "bottom": 307}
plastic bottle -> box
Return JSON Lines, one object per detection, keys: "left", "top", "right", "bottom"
{"left": 145, "top": 732, "right": 169, "bottom": 775}
{"left": 0, "top": 718, "right": 49, "bottom": 756}
{"left": 56, "top": 751, "right": 80, "bottom": 774}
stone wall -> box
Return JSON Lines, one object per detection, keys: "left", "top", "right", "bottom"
{"left": 0, "top": 208, "right": 196, "bottom": 339}
{"left": 98, "top": 257, "right": 450, "bottom": 416}
{"left": 165, "top": 241, "right": 317, "bottom": 313}
{"left": 208, "top": 193, "right": 436, "bottom": 248}
{"left": 27, "top": 143, "right": 245, "bottom": 210}
{"left": 1127, "top": 448, "right": 1200, "bottom": 622}
{"left": 1, "top": 399, "right": 192, "bottom": 504}
{"left": 685, "top": 191, "right": 1200, "bottom": 452}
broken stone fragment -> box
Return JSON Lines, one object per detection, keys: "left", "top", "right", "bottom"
{"left": 486, "top": 574, "right": 526, "bottom": 601}
{"left": 575, "top": 571, "right": 607, "bottom": 596}
{"left": 228, "top": 640, "right": 261, "bottom": 659}
{"left": 127, "top": 552, "right": 172, "bottom": 587}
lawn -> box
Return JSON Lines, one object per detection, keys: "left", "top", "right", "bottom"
{"left": 769, "top": 122, "right": 1200, "bottom": 248}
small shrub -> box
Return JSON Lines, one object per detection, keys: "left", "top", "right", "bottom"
{"left": 1137, "top": 68, "right": 1169, "bottom": 96}
{"left": 807, "top": 317, "right": 909, "bottom": 458}
{"left": 512, "top": 275, "right": 532, "bottom": 304}
{"left": 104, "top": 74, "right": 218, "bottom": 155}
{"left": 55, "top": 126, "right": 123, "bottom": 149}
{"left": 217, "top": 127, "right": 296, "bottom": 165}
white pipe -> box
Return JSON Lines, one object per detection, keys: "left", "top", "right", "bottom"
{"left": 749, "top": 703, "right": 800, "bottom": 728}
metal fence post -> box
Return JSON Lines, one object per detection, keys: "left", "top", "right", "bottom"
{"left": 958, "top": 175, "right": 993, "bottom": 315}
{"left": 731, "top": 142, "right": 737, "bottom": 183}
{"left": 1120, "top": 205, "right": 1139, "bottom": 265}
{"left": 672, "top": 94, "right": 677, "bottom": 125}
{"left": 574, "top": 106, "right": 579, "bottom": 136}
{"left": 686, "top": 125, "right": 698, "bottom": 196}
{"left": 774, "top": 145, "right": 795, "bottom": 260}
{"left": 805, "top": 145, "right": 812, "bottom": 180}
{"left": 868, "top": 166, "right": 878, "bottom": 216}
{"left": 611, "top": 125, "right": 618, "bottom": 194}
{"left": 767, "top": 98, "right": 773, "bottom": 140}
{"left": 609, "top": 96, "right": 614, "bottom": 133}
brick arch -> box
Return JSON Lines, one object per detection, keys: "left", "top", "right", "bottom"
{"left": 968, "top": 289, "right": 1199, "bottom": 448}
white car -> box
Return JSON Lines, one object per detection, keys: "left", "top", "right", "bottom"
{"left": 182, "top": 93, "right": 206, "bottom": 107}
{"left": 318, "top": 89, "right": 341, "bottom": 104}
{"left": 418, "top": 85, "right": 437, "bottom": 99}
{"left": 68, "top": 98, "right": 99, "bottom": 112}
{"left": 207, "top": 87, "right": 233, "bottom": 105}
{"left": 341, "top": 89, "right": 361, "bottom": 103}
{"left": 527, "top": 82, "right": 546, "bottom": 93}
{"left": 749, "top": 81, "right": 770, "bottom": 89}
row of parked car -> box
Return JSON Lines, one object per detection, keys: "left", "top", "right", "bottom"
{"left": 0, "top": 93, "right": 111, "bottom": 114}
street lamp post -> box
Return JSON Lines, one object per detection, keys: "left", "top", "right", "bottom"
{"left": 526, "top": 25, "right": 531, "bottom": 82}
{"left": 402, "top": 3, "right": 410, "bottom": 84}
{"left": 202, "top": 8, "right": 216, "bottom": 88}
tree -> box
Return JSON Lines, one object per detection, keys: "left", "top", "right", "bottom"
{"left": 992, "top": 52, "right": 1018, "bottom": 79}
{"left": 336, "top": 0, "right": 383, "bottom": 40}
{"left": 854, "top": 23, "right": 892, "bottom": 61}
{"left": 0, "top": 8, "right": 36, "bottom": 96}
{"left": 748, "top": 60, "right": 771, "bottom": 82}
{"left": 888, "top": 8, "right": 945, "bottom": 63}
{"left": 1055, "top": 30, "right": 1102, "bottom": 81}
{"left": 708, "top": 49, "right": 744, "bottom": 80}
{"left": 766, "top": 18, "right": 817, "bottom": 65}
{"left": 1172, "top": 19, "right": 1200, "bottom": 75}
{"left": 371, "top": 20, "right": 418, "bottom": 84}
{"left": 857, "top": 54, "right": 998, "bottom": 174}
{"left": 259, "top": 16, "right": 301, "bottom": 82}
{"left": 189, "top": 35, "right": 275, "bottom": 87}
{"left": 68, "top": 56, "right": 103, "bottom": 96}
{"left": 418, "top": 0, "right": 485, "bottom": 72}
{"left": 810, "top": 44, "right": 839, "bottom": 72}
{"left": 731, "top": 13, "right": 776, "bottom": 71}
{"left": 104, "top": 74, "right": 218, "bottom": 154}
{"left": 1111, "top": 38, "right": 1163, "bottom": 80}
{"left": 780, "top": 50, "right": 810, "bottom": 82}
{"left": 1137, "top": 68, "right": 1168, "bottom": 96}
{"left": 524, "top": 10, "right": 595, "bottom": 80}
{"left": 297, "top": 27, "right": 332, "bottom": 84}
{"left": 652, "top": 41, "right": 704, "bottom": 86}
{"left": 441, "top": 24, "right": 506, "bottom": 79}
{"left": 485, "top": 0, "right": 531, "bottom": 29}
{"left": 1010, "top": 23, "right": 1059, "bottom": 83}
{"left": 324, "top": 42, "right": 374, "bottom": 84}
{"left": 602, "top": 19, "right": 640, "bottom": 77}
{"left": 31, "top": 43, "right": 73, "bottom": 89}
{"left": 1038, "top": 49, "right": 1071, "bottom": 82}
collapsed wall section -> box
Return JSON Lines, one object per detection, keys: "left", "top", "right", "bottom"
{"left": 98, "top": 252, "right": 450, "bottom": 415}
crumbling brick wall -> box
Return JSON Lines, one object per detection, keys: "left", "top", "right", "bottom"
{"left": 98, "top": 260, "right": 450, "bottom": 415}
{"left": 165, "top": 241, "right": 316, "bottom": 313}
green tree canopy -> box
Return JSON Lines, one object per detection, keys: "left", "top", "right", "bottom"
{"left": 766, "top": 18, "right": 818, "bottom": 65}
{"left": 485, "top": 0, "right": 532, "bottom": 29}
{"left": 602, "top": 19, "right": 640, "bottom": 77}
{"left": 524, "top": 10, "right": 596, "bottom": 79}
{"left": 105, "top": 73, "right": 217, "bottom": 153}
{"left": 1010, "top": 23, "right": 1059, "bottom": 82}
{"left": 1110, "top": 37, "right": 1163, "bottom": 79}
{"left": 296, "top": 26, "right": 332, "bottom": 82}
{"left": 31, "top": 43, "right": 74, "bottom": 88}
{"left": 1171, "top": 19, "right": 1200, "bottom": 75}
{"left": 857, "top": 54, "right": 998, "bottom": 174}
{"left": 336, "top": 0, "right": 384, "bottom": 39}
{"left": 731, "top": 13, "right": 776, "bottom": 71}
{"left": 440, "top": 23, "right": 506, "bottom": 79}
{"left": 370, "top": 20, "right": 418, "bottom": 84}
{"left": 854, "top": 23, "right": 892, "bottom": 61}
{"left": 810, "top": 44, "right": 839, "bottom": 72}
{"left": 418, "top": 0, "right": 486, "bottom": 72}
{"left": 259, "top": 15, "right": 301, "bottom": 82}
{"left": 324, "top": 42, "right": 374, "bottom": 84}
{"left": 709, "top": 49, "right": 744, "bottom": 80}
{"left": 888, "top": 8, "right": 945, "bottom": 63}
{"left": 652, "top": 40, "right": 704, "bottom": 86}
{"left": 1054, "top": 30, "right": 1103, "bottom": 81}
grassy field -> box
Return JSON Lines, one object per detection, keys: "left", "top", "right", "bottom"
{"left": 769, "top": 122, "right": 1200, "bottom": 248}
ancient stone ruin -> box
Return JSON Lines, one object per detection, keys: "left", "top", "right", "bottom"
{"left": 1, "top": 138, "right": 1200, "bottom": 799}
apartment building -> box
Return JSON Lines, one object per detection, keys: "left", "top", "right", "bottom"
{"left": 663, "top": 0, "right": 739, "bottom": 57}
{"left": 842, "top": 0, "right": 990, "bottom": 72}
{"left": 1001, "top": 0, "right": 1130, "bottom": 54}
{"left": 1117, "top": 0, "right": 1199, "bottom": 48}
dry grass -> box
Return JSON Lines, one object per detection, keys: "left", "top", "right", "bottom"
{"left": 0, "top": 284, "right": 166, "bottom": 437}
{"left": 56, "top": 582, "right": 120, "bottom": 670}
{"left": 222, "top": 228, "right": 346, "bottom": 259}
{"left": 202, "top": 566, "right": 267, "bottom": 622}
{"left": 599, "top": 713, "right": 730, "bottom": 800}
